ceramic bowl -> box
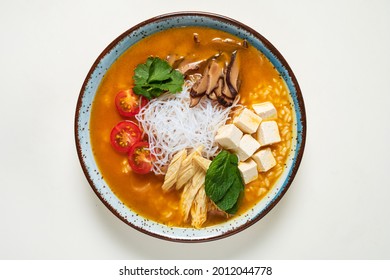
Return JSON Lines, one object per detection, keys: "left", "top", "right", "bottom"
{"left": 75, "top": 12, "right": 306, "bottom": 242}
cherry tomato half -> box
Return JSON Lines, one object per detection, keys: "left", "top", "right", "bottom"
{"left": 115, "top": 89, "right": 148, "bottom": 117}
{"left": 110, "top": 121, "right": 142, "bottom": 153}
{"left": 128, "top": 142, "right": 153, "bottom": 174}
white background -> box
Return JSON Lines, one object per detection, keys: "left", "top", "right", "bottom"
{"left": 1, "top": 0, "right": 389, "bottom": 260}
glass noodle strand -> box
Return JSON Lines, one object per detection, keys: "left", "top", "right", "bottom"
{"left": 136, "top": 84, "right": 235, "bottom": 175}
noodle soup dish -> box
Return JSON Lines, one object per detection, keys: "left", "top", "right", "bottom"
{"left": 75, "top": 12, "right": 306, "bottom": 242}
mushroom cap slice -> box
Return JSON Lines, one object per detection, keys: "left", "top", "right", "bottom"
{"left": 207, "top": 91, "right": 217, "bottom": 101}
{"left": 193, "top": 33, "right": 200, "bottom": 44}
{"left": 217, "top": 95, "right": 234, "bottom": 107}
{"left": 211, "top": 37, "right": 248, "bottom": 49}
{"left": 242, "top": 39, "right": 248, "bottom": 48}
{"left": 166, "top": 54, "right": 185, "bottom": 69}
{"left": 190, "top": 76, "right": 208, "bottom": 98}
{"left": 205, "top": 60, "right": 223, "bottom": 95}
{"left": 178, "top": 58, "right": 207, "bottom": 75}
{"left": 226, "top": 50, "right": 241, "bottom": 96}
{"left": 214, "top": 77, "right": 234, "bottom": 107}
{"left": 222, "top": 68, "right": 235, "bottom": 99}
{"left": 189, "top": 95, "right": 203, "bottom": 107}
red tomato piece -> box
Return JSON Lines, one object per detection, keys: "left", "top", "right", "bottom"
{"left": 115, "top": 89, "right": 148, "bottom": 117}
{"left": 128, "top": 142, "right": 153, "bottom": 174}
{"left": 110, "top": 121, "right": 142, "bottom": 153}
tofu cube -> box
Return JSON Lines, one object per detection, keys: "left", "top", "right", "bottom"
{"left": 252, "top": 148, "right": 276, "bottom": 172}
{"left": 238, "top": 159, "right": 258, "bottom": 184}
{"left": 234, "top": 134, "right": 261, "bottom": 161}
{"left": 257, "top": 121, "right": 281, "bottom": 146}
{"left": 215, "top": 124, "right": 243, "bottom": 150}
{"left": 252, "top": 102, "right": 277, "bottom": 120}
{"left": 233, "top": 108, "right": 262, "bottom": 134}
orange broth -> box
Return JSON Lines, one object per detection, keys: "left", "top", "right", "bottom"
{"left": 90, "top": 26, "right": 293, "bottom": 227}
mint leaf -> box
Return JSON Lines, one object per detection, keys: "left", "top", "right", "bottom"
{"left": 215, "top": 175, "right": 241, "bottom": 211}
{"left": 225, "top": 190, "right": 244, "bottom": 215}
{"left": 132, "top": 57, "right": 184, "bottom": 99}
{"left": 205, "top": 151, "right": 235, "bottom": 202}
{"left": 205, "top": 150, "right": 245, "bottom": 214}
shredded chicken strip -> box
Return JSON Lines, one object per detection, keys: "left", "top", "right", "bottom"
{"left": 176, "top": 146, "right": 203, "bottom": 190}
{"left": 190, "top": 186, "right": 208, "bottom": 228}
{"left": 161, "top": 149, "right": 187, "bottom": 192}
{"left": 160, "top": 146, "right": 211, "bottom": 228}
{"left": 180, "top": 165, "right": 205, "bottom": 221}
{"left": 193, "top": 155, "right": 211, "bottom": 172}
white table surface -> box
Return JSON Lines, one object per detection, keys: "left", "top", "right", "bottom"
{"left": 1, "top": 0, "right": 389, "bottom": 260}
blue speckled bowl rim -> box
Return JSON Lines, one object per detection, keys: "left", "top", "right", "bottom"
{"left": 75, "top": 11, "right": 306, "bottom": 242}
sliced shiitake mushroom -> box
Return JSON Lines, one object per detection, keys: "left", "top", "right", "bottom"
{"left": 190, "top": 58, "right": 222, "bottom": 96}
{"left": 190, "top": 60, "right": 212, "bottom": 97}
{"left": 189, "top": 95, "right": 203, "bottom": 108}
{"left": 226, "top": 50, "right": 241, "bottom": 97}
{"left": 178, "top": 58, "right": 207, "bottom": 75}
{"left": 190, "top": 75, "right": 208, "bottom": 98}
{"left": 217, "top": 94, "right": 234, "bottom": 107}
{"left": 186, "top": 42, "right": 243, "bottom": 107}
{"left": 222, "top": 78, "right": 234, "bottom": 99}
{"left": 221, "top": 66, "right": 234, "bottom": 99}
{"left": 166, "top": 54, "right": 185, "bottom": 69}
{"left": 205, "top": 60, "right": 223, "bottom": 95}
{"left": 213, "top": 78, "right": 223, "bottom": 97}
{"left": 193, "top": 33, "right": 200, "bottom": 44}
{"left": 207, "top": 91, "right": 217, "bottom": 101}
{"left": 211, "top": 38, "right": 247, "bottom": 49}
{"left": 242, "top": 39, "right": 248, "bottom": 48}
{"left": 214, "top": 77, "right": 234, "bottom": 107}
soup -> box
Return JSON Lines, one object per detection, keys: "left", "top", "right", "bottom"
{"left": 89, "top": 26, "right": 293, "bottom": 228}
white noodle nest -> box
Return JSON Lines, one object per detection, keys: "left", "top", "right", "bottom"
{"left": 136, "top": 85, "right": 236, "bottom": 175}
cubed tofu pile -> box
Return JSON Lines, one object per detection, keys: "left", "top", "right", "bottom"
{"left": 215, "top": 102, "right": 281, "bottom": 184}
